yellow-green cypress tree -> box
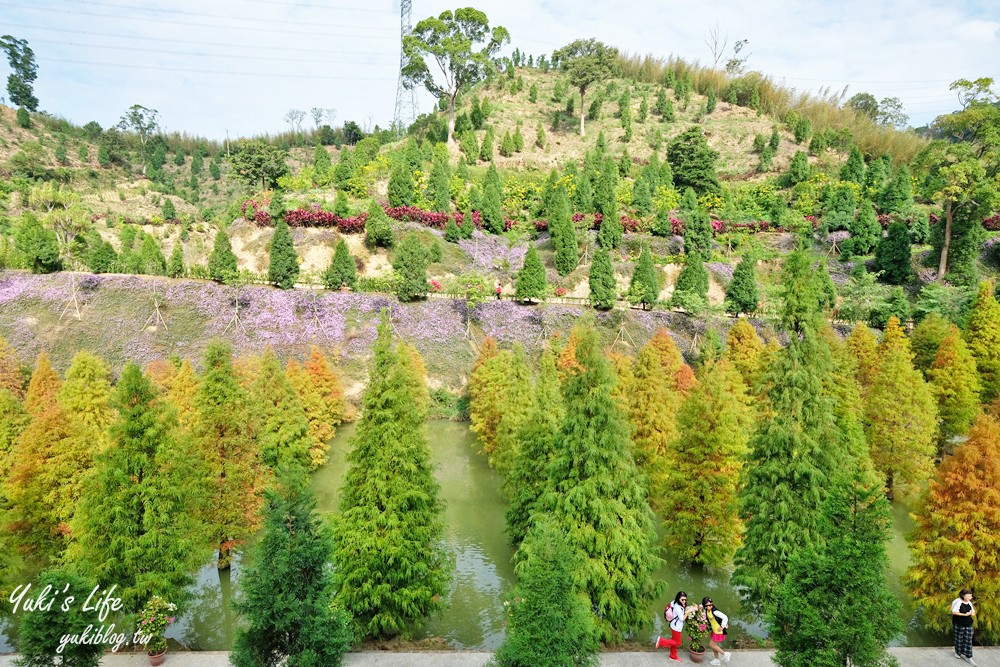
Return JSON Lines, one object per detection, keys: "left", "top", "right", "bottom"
{"left": 964, "top": 282, "right": 1000, "bottom": 403}
{"left": 250, "top": 348, "right": 314, "bottom": 472}
{"left": 865, "top": 317, "right": 938, "bottom": 499}
{"left": 724, "top": 318, "right": 764, "bottom": 393}
{"left": 287, "top": 358, "right": 333, "bottom": 467}
{"left": 662, "top": 358, "right": 753, "bottom": 567}
{"left": 928, "top": 326, "right": 982, "bottom": 454}
{"left": 24, "top": 351, "right": 61, "bottom": 417}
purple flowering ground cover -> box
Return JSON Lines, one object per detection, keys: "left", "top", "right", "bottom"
{"left": 0, "top": 270, "right": 726, "bottom": 387}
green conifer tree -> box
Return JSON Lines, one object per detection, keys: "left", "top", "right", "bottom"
{"left": 391, "top": 234, "right": 428, "bottom": 302}
{"left": 627, "top": 243, "right": 660, "bottom": 309}
{"left": 15, "top": 215, "right": 62, "bottom": 274}
{"left": 550, "top": 187, "right": 578, "bottom": 276}
{"left": 597, "top": 212, "right": 622, "bottom": 250}
{"left": 771, "top": 469, "right": 901, "bottom": 666}
{"left": 323, "top": 238, "right": 357, "bottom": 290}
{"left": 682, "top": 192, "right": 713, "bottom": 258}
{"left": 429, "top": 153, "right": 451, "bottom": 213}
{"left": 534, "top": 326, "right": 661, "bottom": 643}
{"left": 725, "top": 255, "right": 759, "bottom": 314}
{"left": 593, "top": 158, "right": 618, "bottom": 222}
{"left": 332, "top": 315, "right": 448, "bottom": 639}
{"left": 231, "top": 479, "right": 352, "bottom": 667}
{"left": 72, "top": 363, "right": 209, "bottom": 612}
{"left": 208, "top": 230, "right": 238, "bottom": 284}
{"left": 844, "top": 201, "right": 882, "bottom": 257}
{"left": 267, "top": 220, "right": 299, "bottom": 289}
{"left": 873, "top": 221, "right": 912, "bottom": 284}
{"left": 964, "top": 282, "right": 1000, "bottom": 403}
{"left": 249, "top": 349, "right": 314, "bottom": 472}
{"left": 662, "top": 358, "right": 753, "bottom": 567}
{"left": 670, "top": 253, "right": 709, "bottom": 310}
{"left": 167, "top": 243, "right": 184, "bottom": 278}
{"left": 139, "top": 234, "right": 167, "bottom": 275}
{"left": 588, "top": 247, "right": 617, "bottom": 310}
{"left": 480, "top": 127, "right": 495, "bottom": 162}
{"left": 840, "top": 146, "right": 865, "bottom": 184}
{"left": 515, "top": 246, "right": 547, "bottom": 302}
{"left": 481, "top": 165, "right": 505, "bottom": 234}
{"left": 630, "top": 176, "right": 653, "bottom": 216}
{"left": 443, "top": 217, "right": 462, "bottom": 244}
{"left": 162, "top": 198, "right": 176, "bottom": 221}
{"left": 503, "top": 349, "right": 564, "bottom": 547}
{"left": 490, "top": 519, "right": 599, "bottom": 667}
{"left": 786, "top": 150, "right": 810, "bottom": 185}
{"left": 732, "top": 248, "right": 847, "bottom": 616}
{"left": 388, "top": 159, "right": 415, "bottom": 207}
{"left": 666, "top": 126, "right": 721, "bottom": 195}
{"left": 14, "top": 569, "right": 105, "bottom": 667}
{"left": 364, "top": 201, "right": 395, "bottom": 249}
{"left": 333, "top": 189, "right": 350, "bottom": 218}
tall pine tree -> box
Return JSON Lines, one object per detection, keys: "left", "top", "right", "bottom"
{"left": 534, "top": 325, "right": 661, "bottom": 644}
{"left": 231, "top": 478, "right": 352, "bottom": 667}
{"left": 964, "top": 282, "right": 1000, "bottom": 404}
{"left": 72, "top": 363, "right": 210, "bottom": 612}
{"left": 928, "top": 326, "right": 982, "bottom": 454}
{"left": 331, "top": 314, "right": 448, "bottom": 639}
{"left": 515, "top": 245, "right": 547, "bottom": 302}
{"left": 588, "top": 247, "right": 616, "bottom": 310}
{"left": 268, "top": 220, "right": 300, "bottom": 289}
{"left": 627, "top": 243, "right": 660, "bottom": 309}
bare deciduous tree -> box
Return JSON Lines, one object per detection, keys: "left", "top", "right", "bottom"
{"left": 283, "top": 109, "right": 306, "bottom": 133}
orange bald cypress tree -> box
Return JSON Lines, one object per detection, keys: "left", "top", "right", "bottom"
{"left": 24, "top": 352, "right": 61, "bottom": 416}
{"left": 303, "top": 347, "right": 346, "bottom": 425}
{"left": 0, "top": 337, "right": 25, "bottom": 398}
{"left": 907, "top": 413, "right": 1000, "bottom": 641}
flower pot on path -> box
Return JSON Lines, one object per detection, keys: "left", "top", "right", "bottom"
{"left": 148, "top": 649, "right": 166, "bottom": 666}
{"left": 689, "top": 646, "right": 707, "bottom": 663}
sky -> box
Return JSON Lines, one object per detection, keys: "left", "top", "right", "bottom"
{"left": 1, "top": 0, "right": 997, "bottom": 142}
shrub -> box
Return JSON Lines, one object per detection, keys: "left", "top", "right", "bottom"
{"left": 873, "top": 221, "right": 912, "bottom": 285}
{"left": 364, "top": 202, "right": 395, "bottom": 249}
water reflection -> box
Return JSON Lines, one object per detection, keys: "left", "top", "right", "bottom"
{"left": 0, "top": 422, "right": 950, "bottom": 651}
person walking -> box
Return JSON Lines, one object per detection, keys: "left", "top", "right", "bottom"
{"left": 952, "top": 589, "right": 977, "bottom": 666}
{"left": 654, "top": 591, "right": 690, "bottom": 663}
{"left": 495, "top": 283, "right": 502, "bottom": 300}
{"left": 702, "top": 597, "right": 731, "bottom": 665}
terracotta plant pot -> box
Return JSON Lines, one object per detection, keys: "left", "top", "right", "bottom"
{"left": 689, "top": 646, "right": 707, "bottom": 663}
{"left": 148, "top": 649, "right": 166, "bottom": 666}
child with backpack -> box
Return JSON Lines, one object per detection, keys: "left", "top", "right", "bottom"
{"left": 654, "top": 591, "right": 691, "bottom": 663}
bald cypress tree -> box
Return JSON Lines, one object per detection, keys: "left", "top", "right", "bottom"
{"left": 865, "top": 318, "right": 938, "bottom": 498}
{"left": 481, "top": 164, "right": 505, "bottom": 234}
{"left": 191, "top": 341, "right": 267, "bottom": 568}
{"left": 964, "top": 282, "right": 1000, "bottom": 404}
{"left": 534, "top": 325, "right": 661, "bottom": 644}
{"left": 72, "top": 364, "right": 209, "bottom": 612}
{"left": 0, "top": 336, "right": 24, "bottom": 398}
{"left": 724, "top": 318, "right": 765, "bottom": 392}
{"left": 928, "top": 326, "right": 982, "bottom": 454}
{"left": 504, "top": 349, "right": 564, "bottom": 547}
{"left": 907, "top": 413, "right": 1000, "bottom": 641}
{"left": 911, "top": 312, "right": 951, "bottom": 377}
{"left": 23, "top": 351, "right": 60, "bottom": 417}
{"left": 331, "top": 314, "right": 448, "bottom": 639}
{"left": 733, "top": 248, "right": 846, "bottom": 616}
{"left": 662, "top": 358, "right": 753, "bottom": 567}
{"left": 249, "top": 348, "right": 314, "bottom": 473}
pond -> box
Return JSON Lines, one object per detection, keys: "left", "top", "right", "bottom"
{"left": 0, "top": 421, "right": 949, "bottom": 652}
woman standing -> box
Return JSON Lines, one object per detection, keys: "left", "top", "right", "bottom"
{"left": 655, "top": 591, "right": 691, "bottom": 663}
{"left": 702, "top": 596, "right": 731, "bottom": 665}
{"left": 951, "top": 589, "right": 977, "bottom": 666}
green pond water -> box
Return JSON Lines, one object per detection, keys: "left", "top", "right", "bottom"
{"left": 0, "top": 421, "right": 949, "bottom": 652}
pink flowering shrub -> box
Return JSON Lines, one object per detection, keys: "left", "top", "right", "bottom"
{"left": 241, "top": 199, "right": 272, "bottom": 226}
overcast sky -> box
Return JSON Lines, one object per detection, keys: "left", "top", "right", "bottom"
{"left": 1, "top": 0, "right": 997, "bottom": 141}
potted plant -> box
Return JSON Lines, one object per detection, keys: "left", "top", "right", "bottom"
{"left": 138, "top": 596, "right": 176, "bottom": 666}
{"left": 686, "top": 603, "right": 710, "bottom": 663}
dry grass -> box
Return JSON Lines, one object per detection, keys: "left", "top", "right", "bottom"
{"left": 616, "top": 53, "right": 928, "bottom": 164}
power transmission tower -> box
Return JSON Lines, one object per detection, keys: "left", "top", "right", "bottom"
{"left": 393, "top": 0, "right": 419, "bottom": 133}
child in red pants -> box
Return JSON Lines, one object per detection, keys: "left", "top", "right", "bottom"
{"left": 654, "top": 591, "right": 691, "bottom": 663}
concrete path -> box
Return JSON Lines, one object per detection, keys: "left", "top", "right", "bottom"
{"left": 0, "top": 647, "right": 997, "bottom": 666}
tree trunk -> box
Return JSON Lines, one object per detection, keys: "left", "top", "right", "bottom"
{"left": 579, "top": 89, "right": 586, "bottom": 137}
{"left": 937, "top": 199, "right": 953, "bottom": 280}
{"left": 885, "top": 470, "right": 895, "bottom": 501}
{"left": 447, "top": 91, "right": 457, "bottom": 144}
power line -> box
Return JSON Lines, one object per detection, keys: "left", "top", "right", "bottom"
{"left": 37, "top": 57, "right": 398, "bottom": 81}
{"left": 3, "top": 3, "right": 395, "bottom": 39}
{"left": 45, "top": 0, "right": 397, "bottom": 32}
{"left": 4, "top": 23, "right": 396, "bottom": 57}
{"left": 26, "top": 37, "right": 397, "bottom": 65}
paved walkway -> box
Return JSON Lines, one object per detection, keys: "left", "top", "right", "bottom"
{"left": 0, "top": 648, "right": 997, "bottom": 666}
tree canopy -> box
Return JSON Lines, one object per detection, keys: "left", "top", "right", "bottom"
{"left": 552, "top": 39, "right": 619, "bottom": 137}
